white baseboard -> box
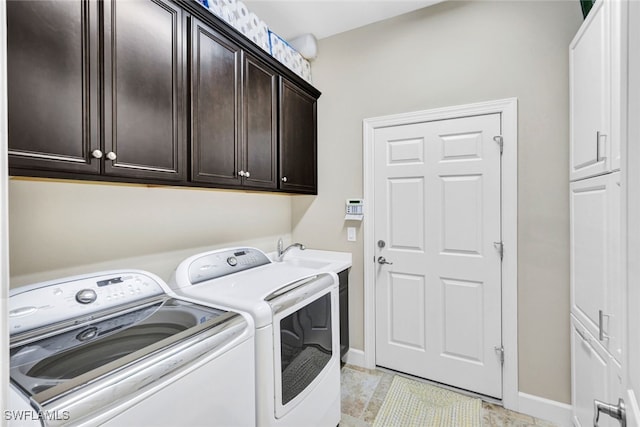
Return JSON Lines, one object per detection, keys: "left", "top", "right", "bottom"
{"left": 344, "top": 348, "right": 366, "bottom": 368}
{"left": 517, "top": 392, "right": 573, "bottom": 426}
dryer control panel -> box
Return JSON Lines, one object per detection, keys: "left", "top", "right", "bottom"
{"left": 184, "top": 247, "right": 272, "bottom": 285}
{"left": 9, "top": 271, "right": 165, "bottom": 335}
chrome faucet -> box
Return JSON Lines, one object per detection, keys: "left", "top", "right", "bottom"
{"left": 276, "top": 238, "right": 305, "bottom": 262}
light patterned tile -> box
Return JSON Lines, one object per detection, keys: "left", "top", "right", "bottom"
{"left": 340, "top": 413, "right": 371, "bottom": 427}
{"left": 341, "top": 366, "right": 383, "bottom": 418}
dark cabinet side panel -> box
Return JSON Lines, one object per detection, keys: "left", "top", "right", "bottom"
{"left": 103, "top": 0, "right": 185, "bottom": 181}
{"left": 243, "top": 54, "right": 277, "bottom": 189}
{"left": 279, "top": 78, "right": 318, "bottom": 194}
{"left": 190, "top": 18, "right": 241, "bottom": 186}
{"left": 8, "top": 0, "right": 99, "bottom": 174}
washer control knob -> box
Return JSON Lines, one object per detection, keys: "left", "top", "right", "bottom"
{"left": 76, "top": 289, "right": 97, "bottom": 304}
{"left": 227, "top": 256, "right": 238, "bottom": 267}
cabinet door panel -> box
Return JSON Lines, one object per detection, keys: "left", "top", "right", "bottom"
{"left": 190, "top": 19, "right": 241, "bottom": 186}
{"left": 243, "top": 55, "right": 277, "bottom": 189}
{"left": 570, "top": 0, "right": 610, "bottom": 180}
{"left": 279, "top": 78, "right": 317, "bottom": 194}
{"left": 571, "top": 173, "right": 621, "bottom": 359}
{"left": 571, "top": 316, "right": 613, "bottom": 427}
{"left": 103, "top": 0, "right": 185, "bottom": 181}
{"left": 8, "top": 0, "right": 99, "bottom": 174}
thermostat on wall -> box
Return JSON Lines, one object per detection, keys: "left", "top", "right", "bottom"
{"left": 345, "top": 199, "right": 364, "bottom": 221}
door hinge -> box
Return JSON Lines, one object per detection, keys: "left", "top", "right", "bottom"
{"left": 493, "top": 135, "right": 504, "bottom": 155}
{"left": 494, "top": 345, "right": 504, "bottom": 365}
{"left": 493, "top": 241, "right": 504, "bottom": 260}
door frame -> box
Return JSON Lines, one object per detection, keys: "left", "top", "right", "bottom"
{"left": 362, "top": 98, "right": 518, "bottom": 409}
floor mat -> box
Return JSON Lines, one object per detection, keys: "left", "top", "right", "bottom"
{"left": 372, "top": 376, "right": 481, "bottom": 427}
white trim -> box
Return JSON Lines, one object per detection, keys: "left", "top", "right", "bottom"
{"left": 517, "top": 392, "right": 573, "bottom": 427}
{"left": 362, "top": 98, "right": 519, "bottom": 409}
{"left": 344, "top": 348, "right": 366, "bottom": 368}
{"left": 1, "top": 0, "right": 9, "bottom": 418}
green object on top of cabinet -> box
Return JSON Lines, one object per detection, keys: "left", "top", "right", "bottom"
{"left": 7, "top": 0, "right": 320, "bottom": 195}
{"left": 581, "top": 0, "right": 595, "bottom": 19}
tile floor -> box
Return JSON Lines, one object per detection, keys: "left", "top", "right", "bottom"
{"left": 340, "top": 365, "right": 558, "bottom": 427}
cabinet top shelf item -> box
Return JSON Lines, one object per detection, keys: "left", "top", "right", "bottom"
{"left": 176, "top": 0, "right": 321, "bottom": 99}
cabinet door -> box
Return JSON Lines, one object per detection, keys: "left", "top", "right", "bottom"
{"left": 7, "top": 0, "right": 100, "bottom": 174}
{"left": 190, "top": 18, "right": 242, "bottom": 186}
{"left": 571, "top": 172, "right": 621, "bottom": 361}
{"left": 570, "top": 0, "right": 611, "bottom": 181}
{"left": 243, "top": 54, "right": 278, "bottom": 189}
{"left": 571, "top": 316, "right": 615, "bottom": 427}
{"left": 279, "top": 78, "right": 318, "bottom": 194}
{"left": 103, "top": 0, "right": 186, "bottom": 181}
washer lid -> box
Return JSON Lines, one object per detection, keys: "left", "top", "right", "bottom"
{"left": 9, "top": 297, "right": 248, "bottom": 425}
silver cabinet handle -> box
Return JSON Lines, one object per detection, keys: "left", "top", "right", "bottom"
{"left": 106, "top": 151, "right": 117, "bottom": 161}
{"left": 599, "top": 310, "right": 610, "bottom": 341}
{"left": 281, "top": 176, "right": 288, "bottom": 183}
{"left": 377, "top": 256, "right": 393, "bottom": 265}
{"left": 594, "top": 398, "right": 626, "bottom": 427}
{"left": 91, "top": 149, "right": 103, "bottom": 159}
{"left": 245, "top": 171, "right": 250, "bottom": 178}
{"left": 239, "top": 171, "right": 245, "bottom": 177}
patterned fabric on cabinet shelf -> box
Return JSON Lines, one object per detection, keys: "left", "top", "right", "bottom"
{"left": 269, "top": 30, "right": 312, "bottom": 83}
{"left": 194, "top": 0, "right": 312, "bottom": 82}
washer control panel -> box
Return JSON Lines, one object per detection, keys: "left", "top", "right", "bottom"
{"left": 9, "top": 271, "right": 165, "bottom": 335}
{"left": 187, "top": 247, "right": 271, "bottom": 285}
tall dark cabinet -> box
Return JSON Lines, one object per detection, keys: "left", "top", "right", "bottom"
{"left": 102, "top": 0, "right": 186, "bottom": 181}
{"left": 279, "top": 78, "right": 317, "bottom": 194}
{"left": 190, "top": 18, "right": 242, "bottom": 186}
{"left": 190, "top": 17, "right": 278, "bottom": 190}
{"left": 243, "top": 54, "right": 278, "bottom": 190}
{"left": 7, "top": 0, "right": 100, "bottom": 174}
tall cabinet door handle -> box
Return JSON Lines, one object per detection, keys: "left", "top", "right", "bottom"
{"left": 598, "top": 310, "right": 610, "bottom": 341}
{"left": 596, "top": 131, "right": 607, "bottom": 162}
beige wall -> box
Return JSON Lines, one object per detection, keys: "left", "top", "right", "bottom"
{"left": 292, "top": 1, "right": 582, "bottom": 403}
{"left": 9, "top": 178, "right": 292, "bottom": 285}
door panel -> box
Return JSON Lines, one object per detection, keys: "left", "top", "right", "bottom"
{"left": 7, "top": 0, "right": 99, "bottom": 174}
{"left": 570, "top": 172, "right": 621, "bottom": 362}
{"left": 570, "top": 0, "right": 610, "bottom": 181}
{"left": 374, "top": 113, "right": 502, "bottom": 398}
{"left": 103, "top": 0, "right": 185, "bottom": 181}
{"left": 243, "top": 54, "right": 278, "bottom": 189}
{"left": 190, "top": 17, "right": 241, "bottom": 185}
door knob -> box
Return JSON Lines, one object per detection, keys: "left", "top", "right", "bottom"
{"left": 594, "top": 398, "right": 626, "bottom": 427}
{"left": 91, "top": 149, "right": 103, "bottom": 159}
{"left": 106, "top": 151, "right": 117, "bottom": 161}
{"left": 239, "top": 171, "right": 246, "bottom": 177}
{"left": 377, "top": 256, "right": 393, "bottom": 265}
{"left": 281, "top": 176, "right": 288, "bottom": 183}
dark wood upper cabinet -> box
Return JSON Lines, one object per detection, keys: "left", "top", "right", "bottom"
{"left": 243, "top": 54, "right": 278, "bottom": 190}
{"left": 7, "top": 0, "right": 100, "bottom": 174}
{"left": 7, "top": 0, "right": 320, "bottom": 194}
{"left": 279, "top": 78, "right": 318, "bottom": 194}
{"left": 190, "top": 17, "right": 242, "bottom": 186}
{"left": 190, "top": 17, "right": 277, "bottom": 190}
{"left": 103, "top": 0, "right": 186, "bottom": 181}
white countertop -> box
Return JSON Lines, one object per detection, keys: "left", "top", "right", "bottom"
{"left": 267, "top": 247, "right": 352, "bottom": 274}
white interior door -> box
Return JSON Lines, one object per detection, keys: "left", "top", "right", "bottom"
{"left": 374, "top": 113, "right": 503, "bottom": 398}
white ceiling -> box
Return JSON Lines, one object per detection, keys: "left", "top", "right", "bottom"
{"left": 243, "top": 0, "right": 442, "bottom": 41}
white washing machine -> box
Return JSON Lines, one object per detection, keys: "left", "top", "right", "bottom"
{"left": 8, "top": 270, "right": 255, "bottom": 427}
{"left": 168, "top": 247, "right": 341, "bottom": 427}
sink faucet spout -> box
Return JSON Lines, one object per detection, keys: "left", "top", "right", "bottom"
{"left": 276, "top": 238, "right": 305, "bottom": 262}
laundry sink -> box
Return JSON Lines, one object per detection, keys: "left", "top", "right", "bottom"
{"left": 281, "top": 258, "right": 331, "bottom": 270}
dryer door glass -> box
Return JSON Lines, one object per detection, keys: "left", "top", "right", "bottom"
{"left": 279, "top": 291, "right": 333, "bottom": 405}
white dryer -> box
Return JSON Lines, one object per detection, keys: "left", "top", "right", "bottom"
{"left": 168, "top": 247, "right": 341, "bottom": 427}
{"left": 8, "top": 270, "right": 255, "bottom": 427}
